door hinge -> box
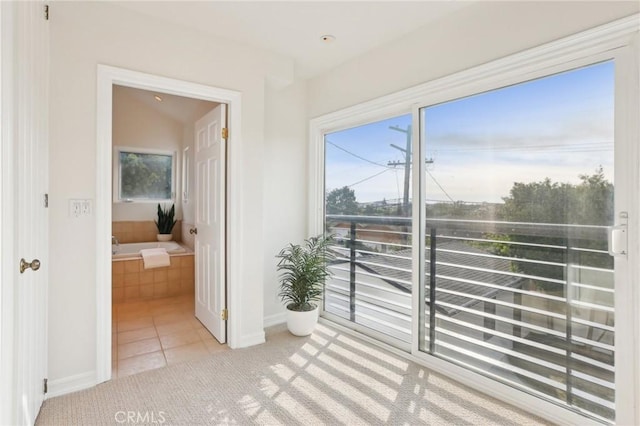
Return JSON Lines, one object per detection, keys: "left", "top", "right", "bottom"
{"left": 43, "top": 378, "right": 48, "bottom": 394}
{"left": 44, "top": 193, "right": 49, "bottom": 208}
{"left": 221, "top": 128, "right": 228, "bottom": 139}
{"left": 221, "top": 309, "right": 228, "bottom": 321}
{"left": 44, "top": 4, "right": 49, "bottom": 21}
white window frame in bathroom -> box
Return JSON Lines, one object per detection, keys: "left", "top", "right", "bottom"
{"left": 113, "top": 146, "right": 177, "bottom": 203}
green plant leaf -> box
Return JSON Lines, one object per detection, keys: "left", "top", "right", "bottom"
{"left": 276, "top": 234, "right": 335, "bottom": 311}
{"left": 155, "top": 203, "right": 176, "bottom": 234}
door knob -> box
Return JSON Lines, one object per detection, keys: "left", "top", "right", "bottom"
{"left": 189, "top": 228, "right": 197, "bottom": 235}
{"left": 20, "top": 258, "right": 41, "bottom": 274}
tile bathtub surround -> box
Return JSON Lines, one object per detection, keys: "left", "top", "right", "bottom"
{"left": 112, "top": 254, "right": 194, "bottom": 303}
{"left": 112, "top": 220, "right": 182, "bottom": 244}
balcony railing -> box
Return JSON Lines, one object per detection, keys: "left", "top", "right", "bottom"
{"left": 324, "top": 214, "right": 614, "bottom": 423}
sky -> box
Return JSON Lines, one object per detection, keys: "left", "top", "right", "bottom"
{"left": 325, "top": 60, "right": 614, "bottom": 204}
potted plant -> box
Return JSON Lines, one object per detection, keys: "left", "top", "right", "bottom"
{"left": 276, "top": 234, "right": 334, "bottom": 336}
{"left": 155, "top": 203, "right": 177, "bottom": 242}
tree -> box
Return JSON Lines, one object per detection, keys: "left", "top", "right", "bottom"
{"left": 326, "top": 186, "right": 359, "bottom": 215}
{"left": 500, "top": 167, "right": 612, "bottom": 226}
{"left": 120, "top": 152, "right": 172, "bottom": 199}
{"left": 495, "top": 167, "right": 613, "bottom": 293}
{"left": 572, "top": 167, "right": 614, "bottom": 226}
{"left": 500, "top": 178, "right": 572, "bottom": 225}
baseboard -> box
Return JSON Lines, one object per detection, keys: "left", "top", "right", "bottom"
{"left": 263, "top": 312, "right": 286, "bottom": 328}
{"left": 234, "top": 331, "right": 266, "bottom": 348}
{"left": 46, "top": 370, "right": 96, "bottom": 398}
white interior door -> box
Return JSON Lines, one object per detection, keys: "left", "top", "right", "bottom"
{"left": 0, "top": 2, "right": 49, "bottom": 425}
{"left": 194, "top": 105, "right": 227, "bottom": 343}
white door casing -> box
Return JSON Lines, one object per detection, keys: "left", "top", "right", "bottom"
{"left": 194, "top": 105, "right": 227, "bottom": 343}
{"left": 96, "top": 65, "right": 243, "bottom": 385}
{"left": 0, "top": 1, "right": 49, "bottom": 424}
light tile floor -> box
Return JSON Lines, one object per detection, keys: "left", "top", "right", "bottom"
{"left": 112, "top": 294, "right": 228, "bottom": 378}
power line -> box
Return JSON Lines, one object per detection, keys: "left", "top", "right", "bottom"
{"left": 327, "top": 135, "right": 455, "bottom": 204}
{"left": 326, "top": 140, "right": 391, "bottom": 169}
{"left": 394, "top": 169, "right": 401, "bottom": 202}
{"left": 346, "top": 168, "right": 391, "bottom": 188}
{"left": 426, "top": 169, "right": 455, "bottom": 203}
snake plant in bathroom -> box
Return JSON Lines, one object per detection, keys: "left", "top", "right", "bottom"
{"left": 276, "top": 234, "right": 335, "bottom": 336}
{"left": 155, "top": 203, "right": 176, "bottom": 241}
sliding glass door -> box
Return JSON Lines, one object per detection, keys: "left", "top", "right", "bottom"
{"left": 316, "top": 29, "right": 637, "bottom": 422}
{"left": 419, "top": 61, "right": 617, "bottom": 422}
{"left": 323, "top": 115, "right": 414, "bottom": 348}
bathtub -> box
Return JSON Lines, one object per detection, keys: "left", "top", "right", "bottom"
{"left": 112, "top": 241, "right": 195, "bottom": 302}
{"left": 112, "top": 241, "right": 190, "bottom": 260}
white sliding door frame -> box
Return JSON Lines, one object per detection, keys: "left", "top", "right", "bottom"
{"left": 309, "top": 15, "right": 639, "bottom": 425}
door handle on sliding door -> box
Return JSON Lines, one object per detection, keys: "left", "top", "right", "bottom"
{"left": 608, "top": 212, "right": 628, "bottom": 257}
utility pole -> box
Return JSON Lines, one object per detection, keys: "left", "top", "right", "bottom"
{"left": 387, "top": 125, "right": 435, "bottom": 217}
{"left": 388, "top": 125, "right": 412, "bottom": 216}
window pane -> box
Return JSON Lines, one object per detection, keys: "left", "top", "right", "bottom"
{"left": 421, "top": 61, "right": 614, "bottom": 422}
{"left": 324, "top": 114, "right": 413, "bottom": 345}
{"left": 120, "top": 151, "right": 173, "bottom": 200}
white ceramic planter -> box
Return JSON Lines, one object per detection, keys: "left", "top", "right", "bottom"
{"left": 286, "top": 304, "right": 319, "bottom": 336}
{"left": 157, "top": 234, "right": 172, "bottom": 242}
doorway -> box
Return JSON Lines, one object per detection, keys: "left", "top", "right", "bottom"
{"left": 110, "top": 85, "right": 226, "bottom": 377}
{"left": 96, "top": 65, "right": 242, "bottom": 383}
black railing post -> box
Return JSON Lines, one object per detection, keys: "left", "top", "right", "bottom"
{"left": 429, "top": 227, "right": 437, "bottom": 354}
{"left": 350, "top": 221, "right": 357, "bottom": 322}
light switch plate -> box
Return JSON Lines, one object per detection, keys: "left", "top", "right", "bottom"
{"left": 69, "top": 199, "right": 93, "bottom": 217}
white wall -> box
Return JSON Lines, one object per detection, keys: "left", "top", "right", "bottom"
{"left": 308, "top": 1, "right": 639, "bottom": 117}
{"left": 48, "top": 1, "right": 302, "bottom": 386}
{"left": 112, "top": 86, "right": 184, "bottom": 221}
{"left": 46, "top": 0, "right": 637, "bottom": 395}
{"left": 262, "top": 80, "right": 309, "bottom": 324}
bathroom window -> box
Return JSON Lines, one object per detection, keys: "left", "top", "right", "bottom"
{"left": 114, "top": 146, "right": 176, "bottom": 202}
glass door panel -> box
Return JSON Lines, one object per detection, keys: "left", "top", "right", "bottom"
{"left": 323, "top": 114, "right": 413, "bottom": 345}
{"left": 420, "top": 61, "right": 615, "bottom": 422}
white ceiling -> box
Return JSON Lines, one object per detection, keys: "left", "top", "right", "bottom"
{"left": 114, "top": 85, "right": 219, "bottom": 125}
{"left": 112, "top": 1, "right": 474, "bottom": 79}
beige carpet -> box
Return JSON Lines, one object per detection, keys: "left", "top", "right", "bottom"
{"left": 37, "top": 323, "right": 549, "bottom": 425}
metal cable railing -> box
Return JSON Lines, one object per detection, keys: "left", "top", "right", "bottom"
{"left": 324, "top": 214, "right": 615, "bottom": 423}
